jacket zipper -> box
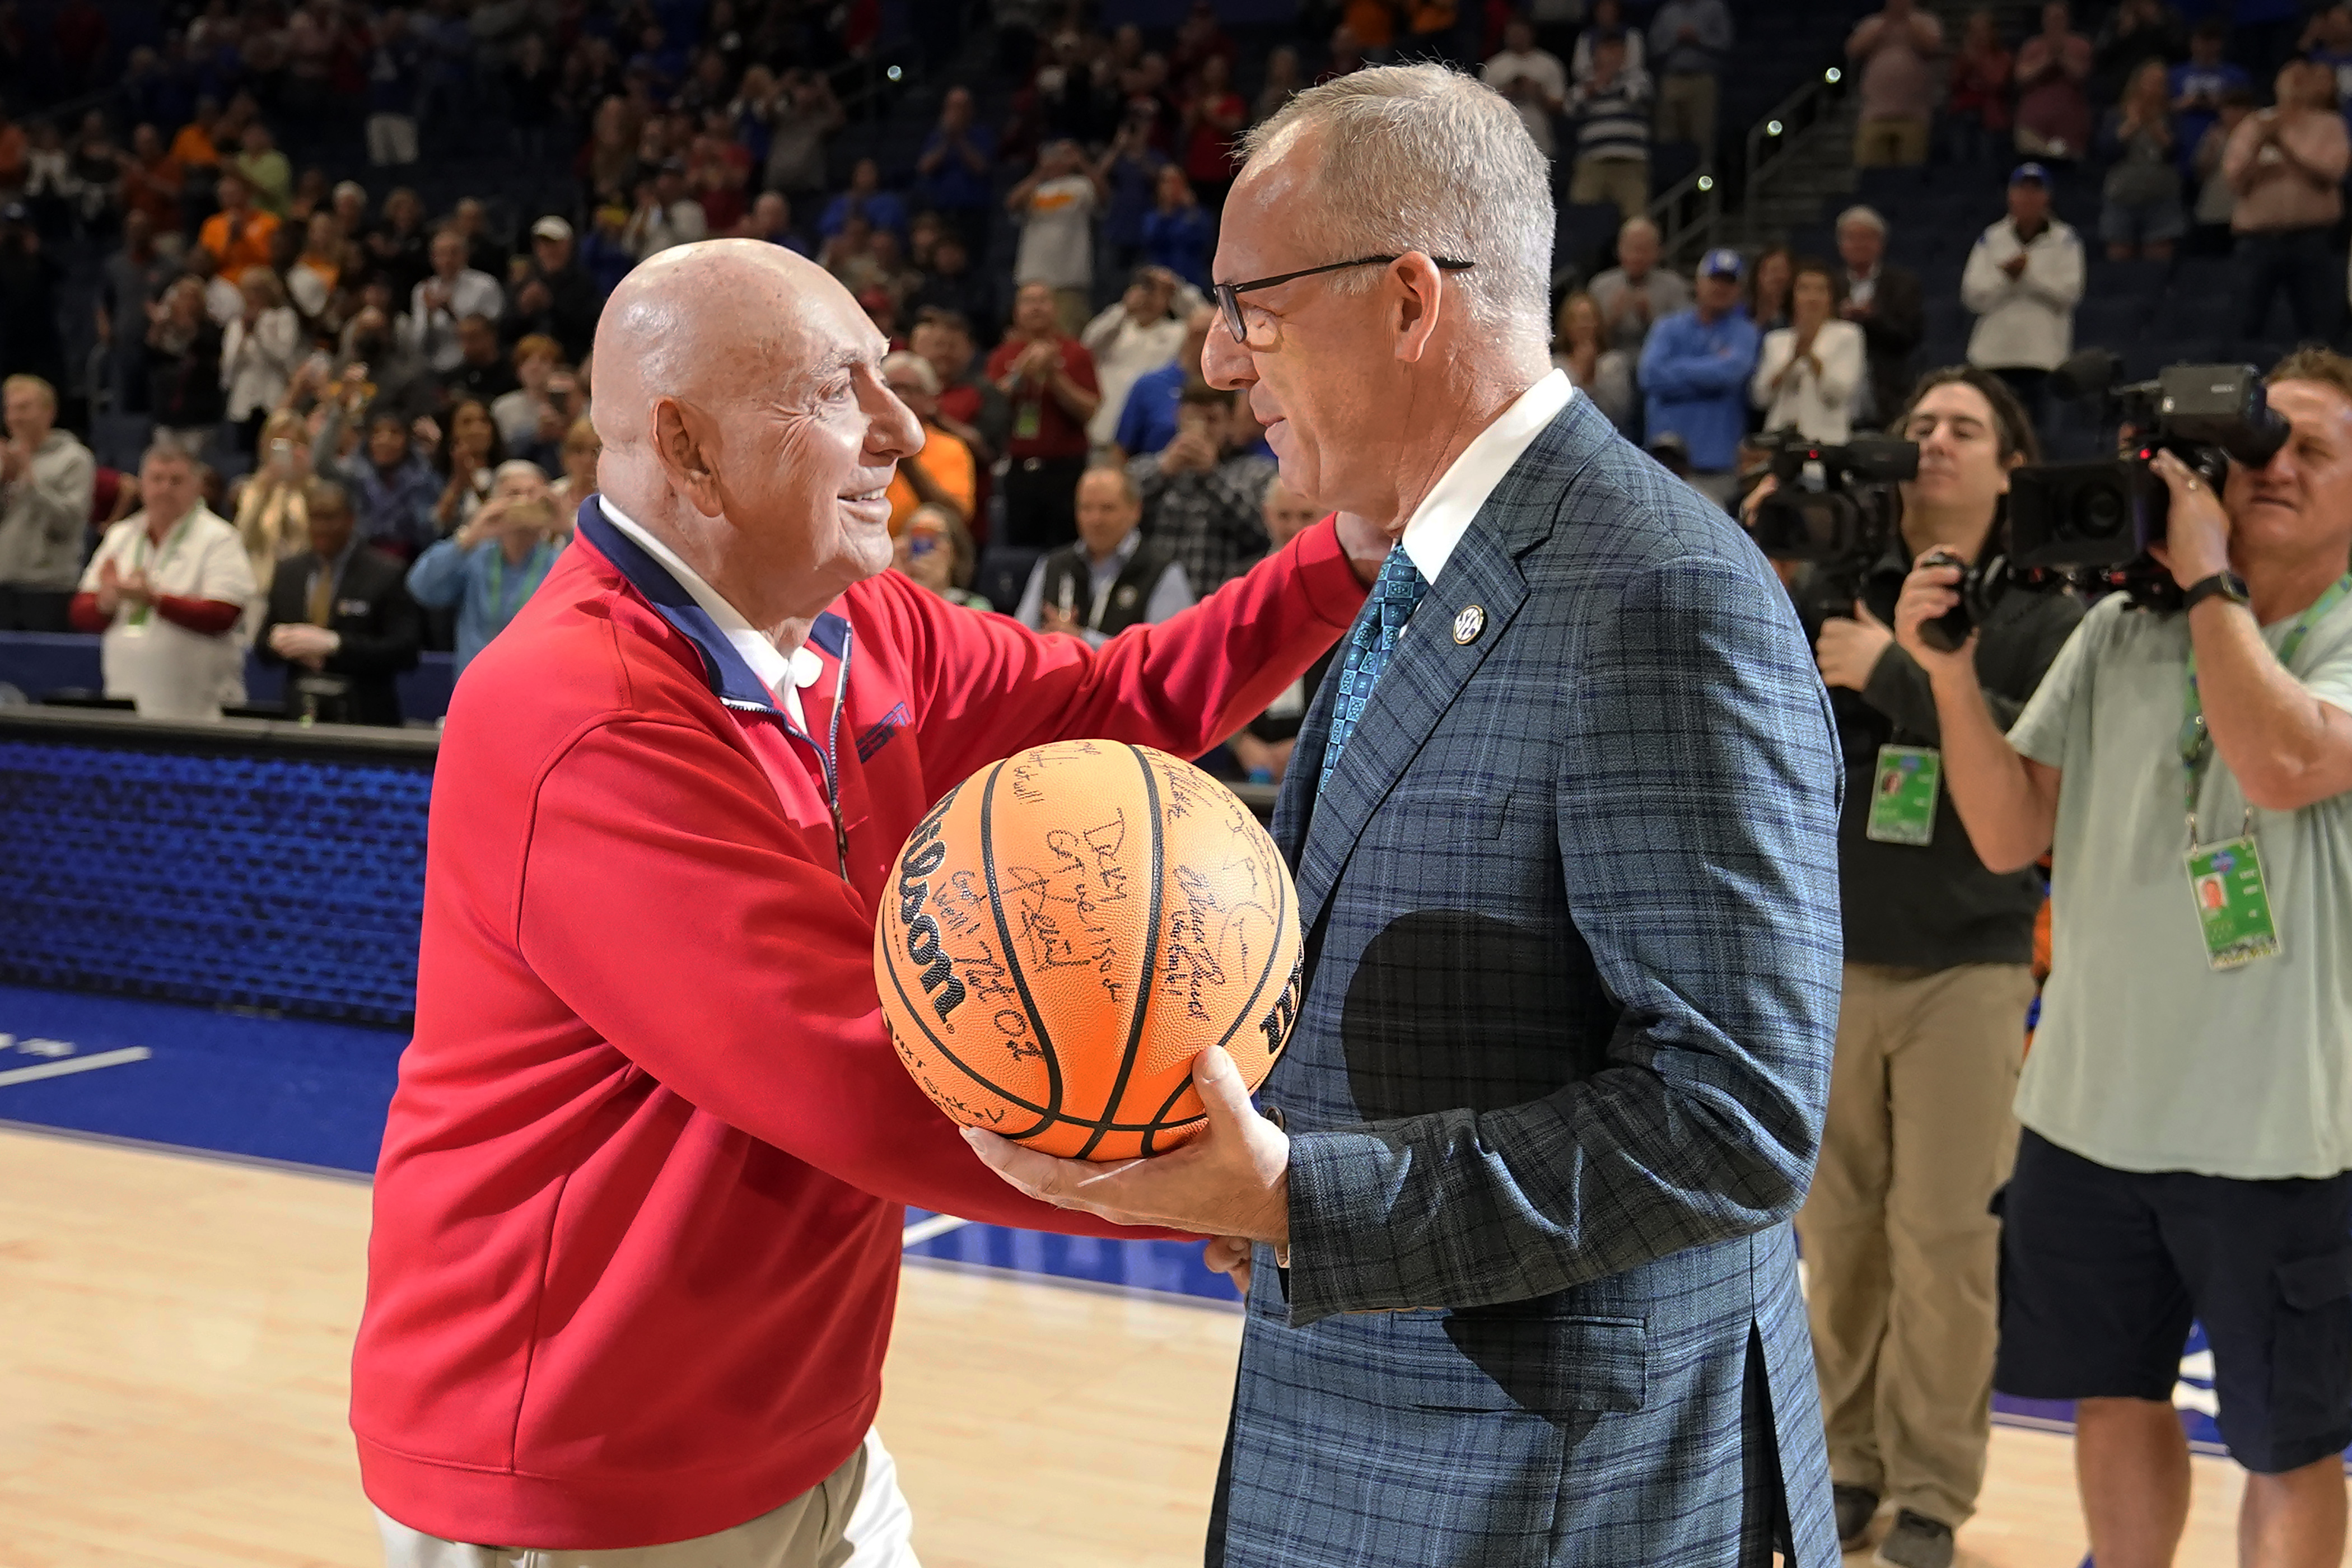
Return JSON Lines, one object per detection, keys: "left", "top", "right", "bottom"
{"left": 724, "top": 628, "right": 854, "bottom": 881}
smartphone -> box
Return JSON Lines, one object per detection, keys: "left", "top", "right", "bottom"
{"left": 269, "top": 437, "right": 293, "bottom": 473}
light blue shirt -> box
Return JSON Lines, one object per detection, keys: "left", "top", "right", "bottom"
{"left": 1639, "top": 305, "right": 1760, "bottom": 472}
{"left": 405, "top": 533, "right": 563, "bottom": 675}
{"left": 1013, "top": 529, "right": 1194, "bottom": 647}
{"left": 2007, "top": 589, "right": 2352, "bottom": 1179}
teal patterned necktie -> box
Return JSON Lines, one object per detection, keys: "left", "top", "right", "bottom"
{"left": 1319, "top": 545, "right": 1429, "bottom": 795}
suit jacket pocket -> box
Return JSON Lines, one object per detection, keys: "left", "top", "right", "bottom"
{"left": 1422, "top": 1313, "right": 1648, "bottom": 1416}
{"left": 1378, "top": 788, "right": 1511, "bottom": 842}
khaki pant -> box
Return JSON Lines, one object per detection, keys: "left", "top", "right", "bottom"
{"left": 377, "top": 1429, "right": 916, "bottom": 1568}
{"left": 1568, "top": 155, "right": 1651, "bottom": 222}
{"left": 1794, "top": 961, "right": 2036, "bottom": 1528}
{"left": 1852, "top": 118, "right": 1931, "bottom": 169}
{"left": 1655, "top": 72, "right": 1718, "bottom": 156}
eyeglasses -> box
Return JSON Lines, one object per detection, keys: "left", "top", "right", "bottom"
{"left": 1212, "top": 254, "right": 1476, "bottom": 344}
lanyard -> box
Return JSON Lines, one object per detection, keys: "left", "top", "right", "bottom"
{"left": 126, "top": 511, "right": 197, "bottom": 626}
{"left": 484, "top": 540, "right": 552, "bottom": 622}
{"left": 2180, "top": 572, "right": 2352, "bottom": 838}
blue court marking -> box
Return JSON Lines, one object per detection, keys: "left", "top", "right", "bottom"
{"left": 0, "top": 982, "right": 1232, "bottom": 1304}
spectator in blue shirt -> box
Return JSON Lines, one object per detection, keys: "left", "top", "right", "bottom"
{"left": 320, "top": 403, "right": 444, "bottom": 559}
{"left": 1100, "top": 108, "right": 1170, "bottom": 276}
{"left": 406, "top": 460, "right": 567, "bottom": 674}
{"left": 2170, "top": 22, "right": 2252, "bottom": 171}
{"left": 1140, "top": 166, "right": 1215, "bottom": 290}
{"left": 1637, "top": 248, "right": 1759, "bottom": 504}
{"left": 916, "top": 88, "right": 998, "bottom": 249}
{"left": 820, "top": 158, "right": 910, "bottom": 240}
{"left": 1112, "top": 304, "right": 1215, "bottom": 462}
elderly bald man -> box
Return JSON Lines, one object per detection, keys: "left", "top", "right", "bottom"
{"left": 351, "top": 239, "right": 1384, "bottom": 1565}
{"left": 963, "top": 66, "right": 1847, "bottom": 1568}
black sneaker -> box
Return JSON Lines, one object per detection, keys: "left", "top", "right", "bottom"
{"left": 1872, "top": 1509, "right": 1954, "bottom": 1568}
{"left": 1832, "top": 1484, "right": 1879, "bottom": 1549}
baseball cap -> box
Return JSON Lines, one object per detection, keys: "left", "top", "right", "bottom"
{"left": 2010, "top": 161, "right": 2051, "bottom": 186}
{"left": 531, "top": 216, "right": 574, "bottom": 242}
{"left": 1700, "top": 248, "right": 1745, "bottom": 281}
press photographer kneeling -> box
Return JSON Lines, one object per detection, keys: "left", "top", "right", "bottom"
{"left": 1745, "top": 367, "right": 2084, "bottom": 1567}
{"left": 1898, "top": 349, "right": 2352, "bottom": 1568}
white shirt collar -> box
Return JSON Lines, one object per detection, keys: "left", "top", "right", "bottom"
{"left": 598, "top": 498, "right": 823, "bottom": 727}
{"left": 1398, "top": 370, "right": 1575, "bottom": 586}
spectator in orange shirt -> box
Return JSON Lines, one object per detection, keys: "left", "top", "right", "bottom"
{"left": 199, "top": 174, "right": 281, "bottom": 284}
{"left": 169, "top": 98, "right": 223, "bottom": 172}
{"left": 879, "top": 350, "right": 976, "bottom": 533}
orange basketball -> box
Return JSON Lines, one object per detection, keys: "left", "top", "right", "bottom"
{"left": 875, "top": 741, "right": 1303, "bottom": 1161}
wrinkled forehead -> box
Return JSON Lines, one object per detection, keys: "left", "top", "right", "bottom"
{"left": 1215, "top": 132, "right": 1327, "bottom": 282}
{"left": 2269, "top": 380, "right": 2352, "bottom": 445}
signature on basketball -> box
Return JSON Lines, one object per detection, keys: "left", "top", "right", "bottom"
{"left": 1002, "top": 811, "right": 1133, "bottom": 1004}
{"left": 1161, "top": 848, "right": 1282, "bottom": 1025}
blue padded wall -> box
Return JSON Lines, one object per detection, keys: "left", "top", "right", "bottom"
{"left": 0, "top": 738, "right": 430, "bottom": 1026}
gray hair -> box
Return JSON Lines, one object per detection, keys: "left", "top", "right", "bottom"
{"left": 1836, "top": 204, "right": 1888, "bottom": 235}
{"left": 1240, "top": 64, "right": 1553, "bottom": 355}
{"left": 141, "top": 435, "right": 200, "bottom": 470}
{"left": 493, "top": 459, "right": 549, "bottom": 488}
{"left": 880, "top": 351, "right": 941, "bottom": 396}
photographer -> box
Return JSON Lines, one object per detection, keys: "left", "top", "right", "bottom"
{"left": 1748, "top": 365, "right": 2084, "bottom": 1568}
{"left": 1897, "top": 349, "right": 2352, "bottom": 1568}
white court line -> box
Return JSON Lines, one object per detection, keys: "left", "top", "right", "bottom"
{"left": 0, "top": 1046, "right": 151, "bottom": 1088}
{"left": 901, "top": 1212, "right": 970, "bottom": 1247}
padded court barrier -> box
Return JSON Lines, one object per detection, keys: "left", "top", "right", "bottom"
{"left": 0, "top": 710, "right": 434, "bottom": 1027}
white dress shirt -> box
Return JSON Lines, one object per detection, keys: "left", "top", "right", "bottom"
{"left": 402, "top": 267, "right": 506, "bottom": 372}
{"left": 1398, "top": 368, "right": 1575, "bottom": 586}
{"left": 599, "top": 498, "right": 823, "bottom": 729}
{"left": 1749, "top": 318, "right": 1865, "bottom": 444}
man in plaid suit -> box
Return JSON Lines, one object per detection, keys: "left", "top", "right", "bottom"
{"left": 969, "top": 64, "right": 1845, "bottom": 1566}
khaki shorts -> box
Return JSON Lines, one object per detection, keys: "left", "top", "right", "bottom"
{"left": 375, "top": 1429, "right": 918, "bottom": 1568}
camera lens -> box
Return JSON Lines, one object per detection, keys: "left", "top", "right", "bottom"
{"left": 2074, "top": 483, "right": 2125, "bottom": 538}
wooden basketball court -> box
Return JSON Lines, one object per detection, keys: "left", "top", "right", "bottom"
{"left": 0, "top": 1126, "right": 2310, "bottom": 1568}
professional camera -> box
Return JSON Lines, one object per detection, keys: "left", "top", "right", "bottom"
{"left": 1748, "top": 431, "right": 1919, "bottom": 592}
{"left": 2006, "top": 357, "right": 2287, "bottom": 585}
{"left": 1912, "top": 358, "right": 2289, "bottom": 649}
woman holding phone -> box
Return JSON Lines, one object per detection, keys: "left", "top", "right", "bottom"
{"left": 404, "top": 460, "right": 563, "bottom": 674}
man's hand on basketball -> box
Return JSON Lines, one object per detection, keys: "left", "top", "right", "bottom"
{"left": 963, "top": 1043, "right": 1291, "bottom": 1246}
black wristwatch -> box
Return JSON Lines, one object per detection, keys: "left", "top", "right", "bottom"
{"left": 2182, "top": 571, "right": 2251, "bottom": 612}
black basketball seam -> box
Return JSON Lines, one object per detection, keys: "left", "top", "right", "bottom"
{"left": 1075, "top": 746, "right": 1165, "bottom": 1158}
{"left": 981, "top": 756, "right": 1065, "bottom": 1142}
{"left": 874, "top": 781, "right": 990, "bottom": 1080}
{"left": 879, "top": 909, "right": 1063, "bottom": 1125}
{"left": 1138, "top": 846, "right": 1294, "bottom": 1155}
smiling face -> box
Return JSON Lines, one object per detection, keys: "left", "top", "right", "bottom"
{"left": 702, "top": 277, "right": 922, "bottom": 600}
{"left": 1200, "top": 137, "right": 1414, "bottom": 516}
{"left": 2222, "top": 378, "right": 2352, "bottom": 573}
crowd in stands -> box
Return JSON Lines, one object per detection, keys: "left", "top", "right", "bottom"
{"left": 0, "top": 0, "right": 2348, "bottom": 740}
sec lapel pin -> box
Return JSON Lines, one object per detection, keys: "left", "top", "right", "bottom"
{"left": 1453, "top": 604, "right": 1486, "bottom": 645}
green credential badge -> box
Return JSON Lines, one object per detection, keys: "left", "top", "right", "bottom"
{"left": 2186, "top": 834, "right": 2280, "bottom": 970}
{"left": 1865, "top": 745, "right": 1941, "bottom": 847}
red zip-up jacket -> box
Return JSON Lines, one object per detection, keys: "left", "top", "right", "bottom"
{"left": 351, "top": 501, "right": 1366, "bottom": 1548}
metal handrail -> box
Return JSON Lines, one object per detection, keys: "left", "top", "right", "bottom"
{"left": 1744, "top": 63, "right": 1849, "bottom": 202}
{"left": 1643, "top": 162, "right": 1721, "bottom": 265}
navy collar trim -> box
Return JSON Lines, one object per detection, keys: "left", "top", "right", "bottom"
{"left": 573, "top": 496, "right": 850, "bottom": 715}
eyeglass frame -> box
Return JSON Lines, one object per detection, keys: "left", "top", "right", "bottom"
{"left": 1212, "top": 254, "right": 1476, "bottom": 344}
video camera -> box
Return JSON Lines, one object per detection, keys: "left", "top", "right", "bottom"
{"left": 2009, "top": 356, "right": 2287, "bottom": 580}
{"left": 1748, "top": 430, "right": 1919, "bottom": 594}
{"left": 1910, "top": 357, "right": 2288, "bottom": 651}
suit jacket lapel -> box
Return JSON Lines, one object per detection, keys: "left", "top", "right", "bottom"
{"left": 1281, "top": 395, "right": 1613, "bottom": 935}
{"left": 1290, "top": 529, "right": 1528, "bottom": 934}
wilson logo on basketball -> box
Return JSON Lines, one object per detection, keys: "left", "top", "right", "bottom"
{"left": 896, "top": 806, "right": 968, "bottom": 1023}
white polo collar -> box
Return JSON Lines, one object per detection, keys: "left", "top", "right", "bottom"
{"left": 598, "top": 498, "right": 823, "bottom": 726}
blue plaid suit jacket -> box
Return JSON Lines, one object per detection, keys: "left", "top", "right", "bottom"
{"left": 1206, "top": 394, "right": 1845, "bottom": 1567}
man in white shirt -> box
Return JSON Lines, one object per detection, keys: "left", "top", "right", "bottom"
{"left": 1960, "top": 164, "right": 2083, "bottom": 435}
{"left": 624, "top": 159, "right": 712, "bottom": 262}
{"left": 72, "top": 441, "right": 256, "bottom": 720}
{"left": 403, "top": 227, "right": 505, "bottom": 374}
{"left": 1482, "top": 18, "right": 1568, "bottom": 159}
{"left": 1007, "top": 139, "right": 1105, "bottom": 335}
{"left": 1077, "top": 265, "right": 1198, "bottom": 450}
